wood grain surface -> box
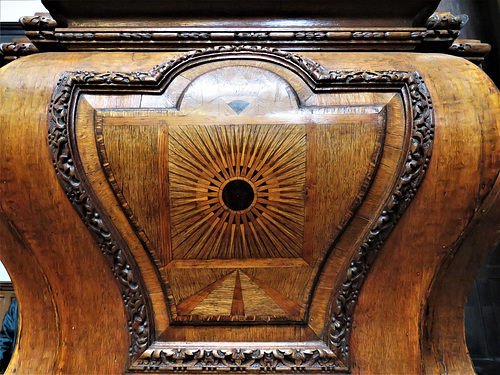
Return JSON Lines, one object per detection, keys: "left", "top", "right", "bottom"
{"left": 0, "top": 50, "right": 498, "bottom": 374}
{"left": 88, "top": 59, "right": 391, "bottom": 327}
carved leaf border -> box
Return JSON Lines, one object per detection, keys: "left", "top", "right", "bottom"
{"left": 47, "top": 45, "right": 434, "bottom": 371}
{"left": 131, "top": 343, "right": 345, "bottom": 373}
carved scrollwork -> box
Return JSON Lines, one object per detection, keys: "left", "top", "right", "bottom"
{"left": 425, "top": 12, "right": 468, "bottom": 30}
{"left": 0, "top": 42, "right": 39, "bottom": 67}
{"left": 19, "top": 15, "right": 58, "bottom": 30}
{"left": 47, "top": 45, "right": 434, "bottom": 371}
{"left": 444, "top": 39, "right": 491, "bottom": 64}
{"left": 17, "top": 11, "right": 473, "bottom": 54}
{"left": 448, "top": 39, "right": 491, "bottom": 55}
{"left": 0, "top": 42, "right": 38, "bottom": 56}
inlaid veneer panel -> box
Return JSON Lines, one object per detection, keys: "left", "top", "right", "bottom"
{"left": 94, "top": 108, "right": 385, "bottom": 323}
{"left": 52, "top": 48, "right": 432, "bottom": 371}
{"left": 3, "top": 31, "right": 498, "bottom": 374}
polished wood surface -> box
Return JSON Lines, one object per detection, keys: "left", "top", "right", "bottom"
{"left": 0, "top": 47, "right": 498, "bottom": 374}
{"left": 0, "top": 283, "right": 15, "bottom": 324}
{"left": 83, "top": 58, "right": 394, "bottom": 328}
{"left": 12, "top": 11, "right": 476, "bottom": 55}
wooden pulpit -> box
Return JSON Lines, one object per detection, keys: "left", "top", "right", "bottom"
{"left": 0, "top": 0, "right": 499, "bottom": 373}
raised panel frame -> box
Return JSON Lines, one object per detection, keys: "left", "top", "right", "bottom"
{"left": 47, "top": 46, "right": 434, "bottom": 372}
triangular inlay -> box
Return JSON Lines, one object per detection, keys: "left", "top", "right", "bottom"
{"left": 238, "top": 271, "right": 286, "bottom": 316}
{"left": 241, "top": 271, "right": 301, "bottom": 317}
{"left": 231, "top": 271, "right": 245, "bottom": 316}
{"left": 227, "top": 100, "right": 250, "bottom": 114}
{"left": 180, "top": 271, "right": 236, "bottom": 315}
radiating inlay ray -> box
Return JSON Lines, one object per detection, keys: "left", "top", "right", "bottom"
{"left": 180, "top": 270, "right": 299, "bottom": 317}
{"left": 169, "top": 123, "right": 306, "bottom": 260}
{"left": 90, "top": 60, "right": 392, "bottom": 325}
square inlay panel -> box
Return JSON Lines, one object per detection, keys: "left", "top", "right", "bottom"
{"left": 168, "top": 123, "right": 306, "bottom": 261}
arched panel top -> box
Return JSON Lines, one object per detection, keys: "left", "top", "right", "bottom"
{"left": 178, "top": 65, "right": 299, "bottom": 114}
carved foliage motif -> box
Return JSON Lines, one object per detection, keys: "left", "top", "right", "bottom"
{"left": 132, "top": 346, "right": 342, "bottom": 372}
{"left": 326, "top": 70, "right": 434, "bottom": 364}
{"left": 47, "top": 45, "right": 434, "bottom": 371}
{"left": 48, "top": 74, "right": 151, "bottom": 360}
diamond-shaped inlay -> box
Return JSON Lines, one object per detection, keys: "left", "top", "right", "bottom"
{"left": 227, "top": 100, "right": 250, "bottom": 115}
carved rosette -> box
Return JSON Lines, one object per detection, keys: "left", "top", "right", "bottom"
{"left": 47, "top": 45, "right": 434, "bottom": 371}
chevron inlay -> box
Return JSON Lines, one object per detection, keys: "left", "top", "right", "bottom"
{"left": 176, "top": 270, "right": 300, "bottom": 318}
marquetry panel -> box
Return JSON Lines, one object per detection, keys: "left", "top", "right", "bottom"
{"left": 6, "top": 3, "right": 500, "bottom": 372}
{"left": 168, "top": 123, "right": 306, "bottom": 261}
{"left": 179, "top": 65, "right": 298, "bottom": 115}
{"left": 59, "top": 49, "right": 432, "bottom": 372}
{"left": 99, "top": 124, "right": 161, "bottom": 252}
{"left": 95, "top": 70, "right": 387, "bottom": 323}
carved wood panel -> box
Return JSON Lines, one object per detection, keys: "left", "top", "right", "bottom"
{"left": 47, "top": 46, "right": 433, "bottom": 372}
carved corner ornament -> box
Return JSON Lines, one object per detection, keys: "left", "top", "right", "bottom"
{"left": 12, "top": 12, "right": 472, "bottom": 54}
{"left": 19, "top": 15, "right": 58, "bottom": 30}
{"left": 47, "top": 45, "right": 434, "bottom": 372}
{"left": 425, "top": 12, "right": 467, "bottom": 30}
{"left": 448, "top": 39, "right": 492, "bottom": 64}
{"left": 0, "top": 42, "right": 39, "bottom": 67}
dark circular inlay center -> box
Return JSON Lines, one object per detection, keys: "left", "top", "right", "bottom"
{"left": 222, "top": 179, "right": 254, "bottom": 211}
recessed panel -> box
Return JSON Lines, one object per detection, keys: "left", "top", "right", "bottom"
{"left": 50, "top": 47, "right": 433, "bottom": 372}
{"left": 94, "top": 61, "right": 389, "bottom": 324}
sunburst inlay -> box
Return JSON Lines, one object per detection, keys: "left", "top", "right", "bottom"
{"left": 169, "top": 123, "right": 306, "bottom": 260}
